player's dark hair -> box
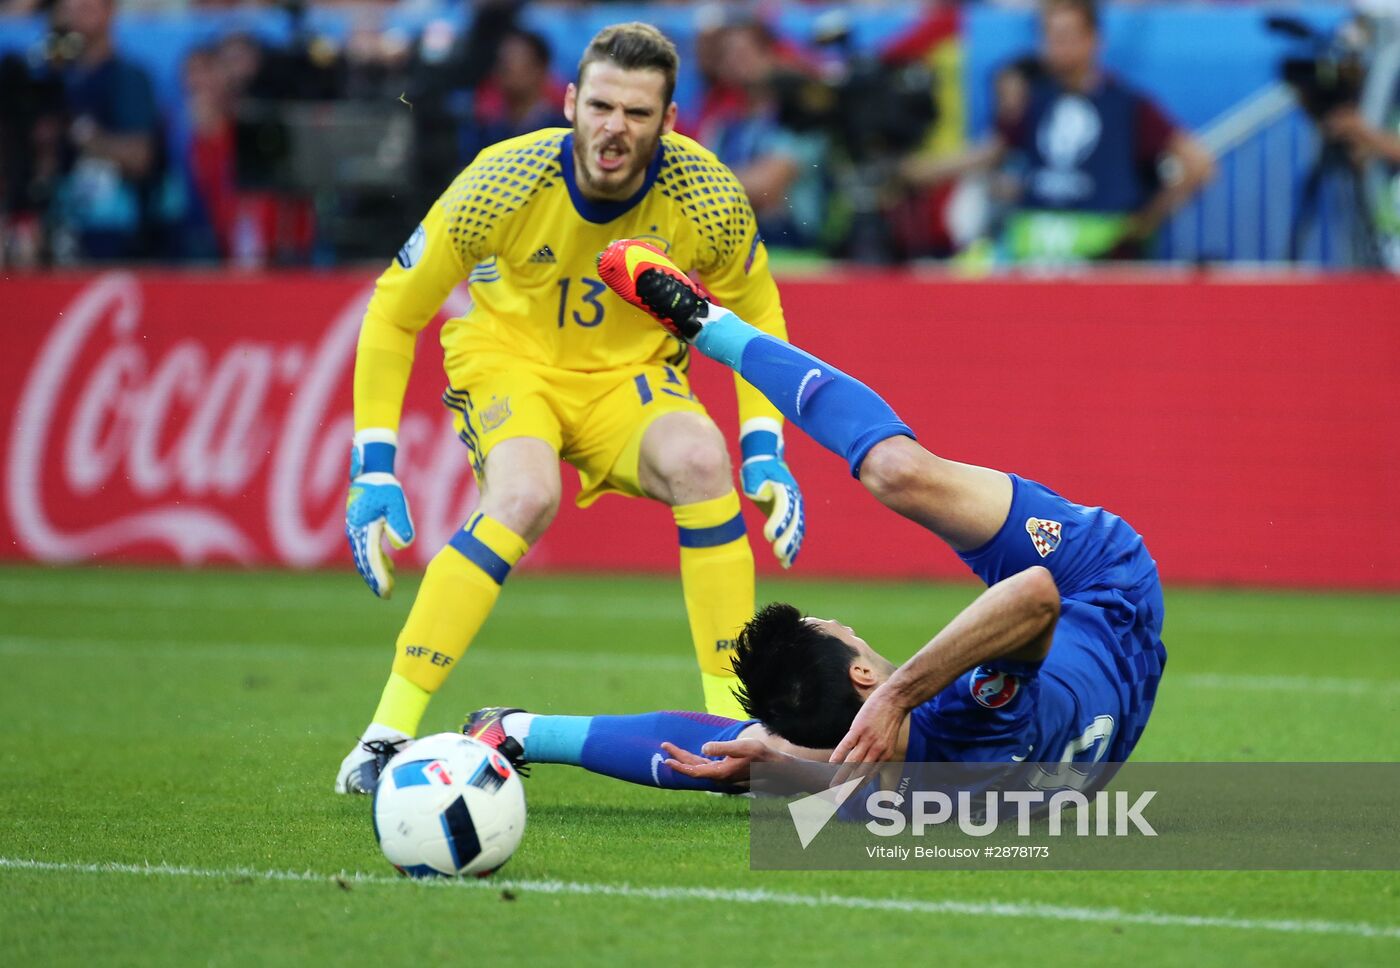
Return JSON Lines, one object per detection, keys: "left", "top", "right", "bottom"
{"left": 732, "top": 603, "right": 865, "bottom": 749}
{"left": 1043, "top": 0, "right": 1099, "bottom": 34}
{"left": 578, "top": 22, "right": 680, "bottom": 106}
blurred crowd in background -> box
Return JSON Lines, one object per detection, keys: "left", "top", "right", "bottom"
{"left": 2, "top": 0, "right": 1399, "bottom": 270}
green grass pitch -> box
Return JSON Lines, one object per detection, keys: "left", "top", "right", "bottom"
{"left": 1, "top": 564, "right": 1397, "bottom": 966}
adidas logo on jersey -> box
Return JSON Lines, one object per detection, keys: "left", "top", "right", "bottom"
{"left": 528, "top": 245, "right": 557, "bottom": 264}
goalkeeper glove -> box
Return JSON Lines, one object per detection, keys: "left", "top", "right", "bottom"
{"left": 739, "top": 418, "right": 805, "bottom": 569}
{"left": 345, "top": 429, "right": 415, "bottom": 598}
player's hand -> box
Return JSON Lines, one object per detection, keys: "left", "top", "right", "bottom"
{"left": 829, "top": 682, "right": 907, "bottom": 787}
{"left": 660, "top": 738, "right": 775, "bottom": 787}
{"left": 345, "top": 430, "right": 415, "bottom": 599}
{"left": 739, "top": 420, "right": 804, "bottom": 568}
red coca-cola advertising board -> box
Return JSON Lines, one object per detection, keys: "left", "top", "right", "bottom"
{"left": 2, "top": 270, "right": 1397, "bottom": 588}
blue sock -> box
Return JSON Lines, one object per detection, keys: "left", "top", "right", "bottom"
{"left": 696, "top": 315, "right": 914, "bottom": 477}
{"left": 523, "top": 711, "right": 752, "bottom": 793}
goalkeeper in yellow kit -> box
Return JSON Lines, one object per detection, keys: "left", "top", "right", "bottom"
{"left": 335, "top": 23, "right": 805, "bottom": 793}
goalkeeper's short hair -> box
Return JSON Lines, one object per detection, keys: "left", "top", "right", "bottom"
{"left": 577, "top": 22, "right": 681, "bottom": 106}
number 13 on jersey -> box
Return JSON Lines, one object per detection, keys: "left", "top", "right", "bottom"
{"left": 556, "top": 276, "right": 608, "bottom": 328}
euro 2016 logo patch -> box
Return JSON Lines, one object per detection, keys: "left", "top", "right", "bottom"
{"left": 479, "top": 397, "right": 512, "bottom": 432}
{"left": 1025, "top": 517, "right": 1063, "bottom": 558}
{"left": 970, "top": 667, "right": 1020, "bottom": 709}
{"left": 396, "top": 224, "right": 426, "bottom": 268}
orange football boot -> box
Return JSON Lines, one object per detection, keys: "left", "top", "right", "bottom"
{"left": 597, "top": 239, "right": 712, "bottom": 340}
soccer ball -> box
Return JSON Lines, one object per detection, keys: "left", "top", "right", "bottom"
{"left": 372, "top": 732, "right": 526, "bottom": 878}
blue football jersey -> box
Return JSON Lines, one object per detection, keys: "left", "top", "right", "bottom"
{"left": 905, "top": 475, "right": 1166, "bottom": 773}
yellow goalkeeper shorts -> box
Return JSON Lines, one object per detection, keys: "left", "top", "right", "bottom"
{"left": 443, "top": 354, "right": 710, "bottom": 508}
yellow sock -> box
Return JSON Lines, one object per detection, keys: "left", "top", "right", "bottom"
{"left": 674, "top": 492, "right": 755, "bottom": 720}
{"left": 370, "top": 673, "right": 431, "bottom": 736}
{"left": 371, "top": 512, "right": 529, "bottom": 735}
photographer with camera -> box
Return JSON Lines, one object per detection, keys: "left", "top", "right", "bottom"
{"left": 762, "top": 13, "right": 937, "bottom": 263}
{"left": 1324, "top": 58, "right": 1400, "bottom": 269}
{"left": 903, "top": 0, "right": 1214, "bottom": 264}
{"left": 1271, "top": 11, "right": 1400, "bottom": 267}
{"left": 694, "top": 21, "right": 825, "bottom": 250}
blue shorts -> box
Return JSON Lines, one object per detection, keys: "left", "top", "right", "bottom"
{"left": 906, "top": 475, "right": 1166, "bottom": 767}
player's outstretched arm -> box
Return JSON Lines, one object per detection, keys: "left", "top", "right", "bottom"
{"left": 830, "top": 566, "right": 1061, "bottom": 783}
{"left": 662, "top": 725, "right": 835, "bottom": 791}
{"left": 347, "top": 202, "right": 468, "bottom": 597}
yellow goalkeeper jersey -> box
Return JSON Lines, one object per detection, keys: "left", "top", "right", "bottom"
{"left": 354, "top": 127, "right": 788, "bottom": 432}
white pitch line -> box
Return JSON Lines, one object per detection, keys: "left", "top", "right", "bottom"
{"left": 1, "top": 857, "right": 1396, "bottom": 941}
{"left": 0, "top": 635, "right": 1396, "bottom": 696}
